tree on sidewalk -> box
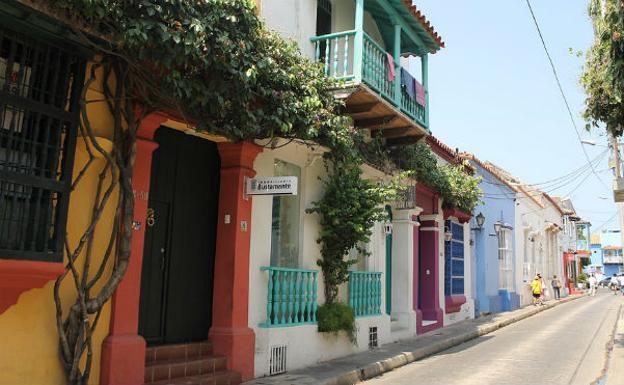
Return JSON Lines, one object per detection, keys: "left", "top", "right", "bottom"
{"left": 582, "top": 0, "right": 624, "bottom": 137}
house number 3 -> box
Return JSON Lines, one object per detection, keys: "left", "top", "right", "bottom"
{"left": 146, "top": 208, "right": 156, "bottom": 227}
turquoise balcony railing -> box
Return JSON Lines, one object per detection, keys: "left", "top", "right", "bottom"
{"left": 311, "top": 30, "right": 356, "bottom": 81}
{"left": 260, "top": 266, "right": 318, "bottom": 327}
{"left": 311, "top": 31, "right": 428, "bottom": 128}
{"left": 348, "top": 271, "right": 383, "bottom": 317}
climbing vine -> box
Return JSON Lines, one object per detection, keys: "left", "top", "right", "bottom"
{"left": 29, "top": 1, "right": 481, "bottom": 380}
{"left": 307, "top": 149, "right": 402, "bottom": 304}
{"left": 33, "top": 0, "right": 361, "bottom": 383}
{"left": 390, "top": 142, "right": 482, "bottom": 213}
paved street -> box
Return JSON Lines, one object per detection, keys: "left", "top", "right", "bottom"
{"left": 364, "top": 291, "right": 623, "bottom": 385}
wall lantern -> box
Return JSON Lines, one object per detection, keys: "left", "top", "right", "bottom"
{"left": 444, "top": 226, "right": 453, "bottom": 242}
{"left": 493, "top": 221, "right": 503, "bottom": 233}
{"left": 475, "top": 212, "right": 485, "bottom": 229}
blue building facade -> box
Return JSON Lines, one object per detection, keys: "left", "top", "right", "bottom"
{"left": 598, "top": 231, "right": 623, "bottom": 276}
{"left": 468, "top": 158, "right": 520, "bottom": 316}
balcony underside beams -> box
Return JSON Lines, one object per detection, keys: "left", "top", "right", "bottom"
{"left": 344, "top": 85, "right": 428, "bottom": 141}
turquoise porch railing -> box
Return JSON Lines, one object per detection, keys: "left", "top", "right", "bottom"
{"left": 348, "top": 271, "right": 383, "bottom": 317}
{"left": 260, "top": 266, "right": 318, "bottom": 327}
{"left": 310, "top": 30, "right": 356, "bottom": 81}
{"left": 311, "top": 31, "right": 427, "bottom": 128}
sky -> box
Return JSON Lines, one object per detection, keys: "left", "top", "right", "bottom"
{"left": 413, "top": 0, "right": 618, "bottom": 234}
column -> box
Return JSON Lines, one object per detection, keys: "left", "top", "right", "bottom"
{"left": 421, "top": 54, "right": 429, "bottom": 126}
{"left": 100, "top": 113, "right": 167, "bottom": 385}
{"left": 393, "top": 24, "right": 401, "bottom": 105}
{"left": 353, "top": 0, "right": 365, "bottom": 83}
{"left": 390, "top": 208, "right": 421, "bottom": 333}
{"left": 209, "top": 142, "right": 263, "bottom": 382}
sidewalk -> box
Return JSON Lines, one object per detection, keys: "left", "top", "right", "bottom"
{"left": 245, "top": 295, "right": 586, "bottom": 385}
{"left": 606, "top": 301, "right": 624, "bottom": 385}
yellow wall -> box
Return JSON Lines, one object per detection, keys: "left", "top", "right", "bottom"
{"left": 0, "top": 63, "right": 118, "bottom": 385}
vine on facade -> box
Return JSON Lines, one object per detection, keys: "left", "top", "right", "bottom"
{"left": 38, "top": 1, "right": 482, "bottom": 379}
{"left": 390, "top": 142, "right": 482, "bottom": 213}
{"left": 42, "top": 0, "right": 362, "bottom": 383}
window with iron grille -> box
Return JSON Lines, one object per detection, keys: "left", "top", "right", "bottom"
{"left": 0, "top": 25, "right": 85, "bottom": 262}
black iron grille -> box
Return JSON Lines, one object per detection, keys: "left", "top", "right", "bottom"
{"left": 0, "top": 26, "right": 85, "bottom": 262}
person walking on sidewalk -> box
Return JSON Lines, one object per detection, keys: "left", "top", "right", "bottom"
{"left": 552, "top": 275, "right": 562, "bottom": 300}
{"left": 538, "top": 274, "right": 546, "bottom": 303}
{"left": 531, "top": 275, "right": 543, "bottom": 306}
{"left": 610, "top": 274, "right": 619, "bottom": 295}
{"left": 589, "top": 274, "right": 598, "bottom": 297}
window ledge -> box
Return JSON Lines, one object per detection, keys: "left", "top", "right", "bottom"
{"left": 444, "top": 294, "right": 466, "bottom": 314}
{"left": 0, "top": 259, "right": 65, "bottom": 314}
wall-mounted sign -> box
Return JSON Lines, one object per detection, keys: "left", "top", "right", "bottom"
{"left": 246, "top": 176, "right": 298, "bottom": 196}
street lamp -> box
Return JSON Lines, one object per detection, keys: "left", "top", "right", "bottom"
{"left": 471, "top": 212, "right": 485, "bottom": 231}
{"left": 444, "top": 226, "right": 453, "bottom": 242}
{"left": 493, "top": 221, "right": 502, "bottom": 234}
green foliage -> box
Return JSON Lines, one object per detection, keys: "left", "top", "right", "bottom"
{"left": 53, "top": 0, "right": 352, "bottom": 146}
{"left": 389, "top": 143, "right": 482, "bottom": 213}
{"left": 439, "top": 163, "right": 483, "bottom": 213}
{"left": 577, "top": 272, "right": 589, "bottom": 283}
{"left": 581, "top": 0, "right": 624, "bottom": 136}
{"left": 307, "top": 151, "right": 401, "bottom": 303}
{"left": 317, "top": 302, "right": 356, "bottom": 343}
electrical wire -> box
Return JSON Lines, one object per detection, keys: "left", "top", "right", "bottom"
{"left": 524, "top": 0, "right": 611, "bottom": 192}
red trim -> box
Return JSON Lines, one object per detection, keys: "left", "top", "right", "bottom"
{"left": 0, "top": 259, "right": 65, "bottom": 314}
{"left": 426, "top": 136, "right": 460, "bottom": 165}
{"left": 444, "top": 295, "right": 466, "bottom": 313}
{"left": 100, "top": 112, "right": 166, "bottom": 385}
{"left": 416, "top": 182, "right": 439, "bottom": 215}
{"left": 443, "top": 207, "right": 471, "bottom": 223}
{"left": 209, "top": 142, "right": 262, "bottom": 382}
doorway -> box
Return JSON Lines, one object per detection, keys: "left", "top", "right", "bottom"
{"left": 138, "top": 127, "right": 220, "bottom": 345}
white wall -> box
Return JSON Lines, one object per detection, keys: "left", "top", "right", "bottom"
{"left": 515, "top": 195, "right": 541, "bottom": 306}
{"left": 261, "top": 0, "right": 388, "bottom": 64}
{"left": 260, "top": 0, "right": 318, "bottom": 58}
{"left": 248, "top": 142, "right": 392, "bottom": 377}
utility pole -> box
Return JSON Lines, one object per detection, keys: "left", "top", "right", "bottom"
{"left": 611, "top": 134, "right": 624, "bottom": 271}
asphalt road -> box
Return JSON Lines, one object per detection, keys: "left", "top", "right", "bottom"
{"left": 364, "top": 290, "right": 623, "bottom": 385}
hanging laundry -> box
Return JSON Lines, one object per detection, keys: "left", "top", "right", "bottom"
{"left": 386, "top": 52, "right": 395, "bottom": 82}
{"left": 400, "top": 68, "right": 416, "bottom": 99}
{"left": 415, "top": 80, "right": 426, "bottom": 106}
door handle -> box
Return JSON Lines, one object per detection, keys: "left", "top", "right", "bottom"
{"left": 146, "top": 208, "right": 155, "bottom": 227}
{"left": 160, "top": 247, "right": 166, "bottom": 270}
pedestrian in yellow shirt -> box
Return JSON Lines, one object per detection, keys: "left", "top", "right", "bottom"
{"left": 531, "top": 275, "right": 543, "bottom": 306}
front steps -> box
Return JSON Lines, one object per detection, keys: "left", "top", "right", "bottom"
{"left": 144, "top": 341, "right": 241, "bottom": 385}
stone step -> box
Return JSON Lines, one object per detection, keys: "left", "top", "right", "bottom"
{"left": 145, "top": 356, "right": 227, "bottom": 384}
{"left": 149, "top": 370, "right": 241, "bottom": 385}
{"left": 146, "top": 341, "right": 213, "bottom": 365}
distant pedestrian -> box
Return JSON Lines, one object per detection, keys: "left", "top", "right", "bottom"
{"left": 589, "top": 274, "right": 597, "bottom": 297}
{"left": 538, "top": 274, "right": 545, "bottom": 304}
{"left": 610, "top": 274, "right": 619, "bottom": 295}
{"left": 618, "top": 274, "right": 624, "bottom": 295}
{"left": 551, "top": 275, "right": 562, "bottom": 300}
{"left": 531, "top": 275, "right": 543, "bottom": 306}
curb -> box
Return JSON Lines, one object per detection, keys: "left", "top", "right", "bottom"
{"left": 327, "top": 294, "right": 587, "bottom": 385}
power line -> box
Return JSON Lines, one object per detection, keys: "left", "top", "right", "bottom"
{"left": 592, "top": 211, "right": 619, "bottom": 233}
{"left": 524, "top": 0, "right": 611, "bottom": 192}
{"left": 480, "top": 149, "right": 608, "bottom": 197}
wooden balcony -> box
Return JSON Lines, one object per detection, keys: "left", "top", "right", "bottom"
{"left": 311, "top": 30, "right": 429, "bottom": 144}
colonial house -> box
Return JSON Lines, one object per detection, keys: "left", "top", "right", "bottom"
{"left": 0, "top": 1, "right": 471, "bottom": 385}
{"left": 460, "top": 153, "right": 520, "bottom": 316}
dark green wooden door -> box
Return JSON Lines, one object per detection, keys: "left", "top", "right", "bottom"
{"left": 139, "top": 127, "right": 220, "bottom": 345}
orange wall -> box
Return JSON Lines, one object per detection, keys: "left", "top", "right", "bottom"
{"left": 0, "top": 63, "right": 118, "bottom": 385}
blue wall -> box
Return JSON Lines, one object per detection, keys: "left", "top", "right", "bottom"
{"left": 471, "top": 162, "right": 519, "bottom": 316}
